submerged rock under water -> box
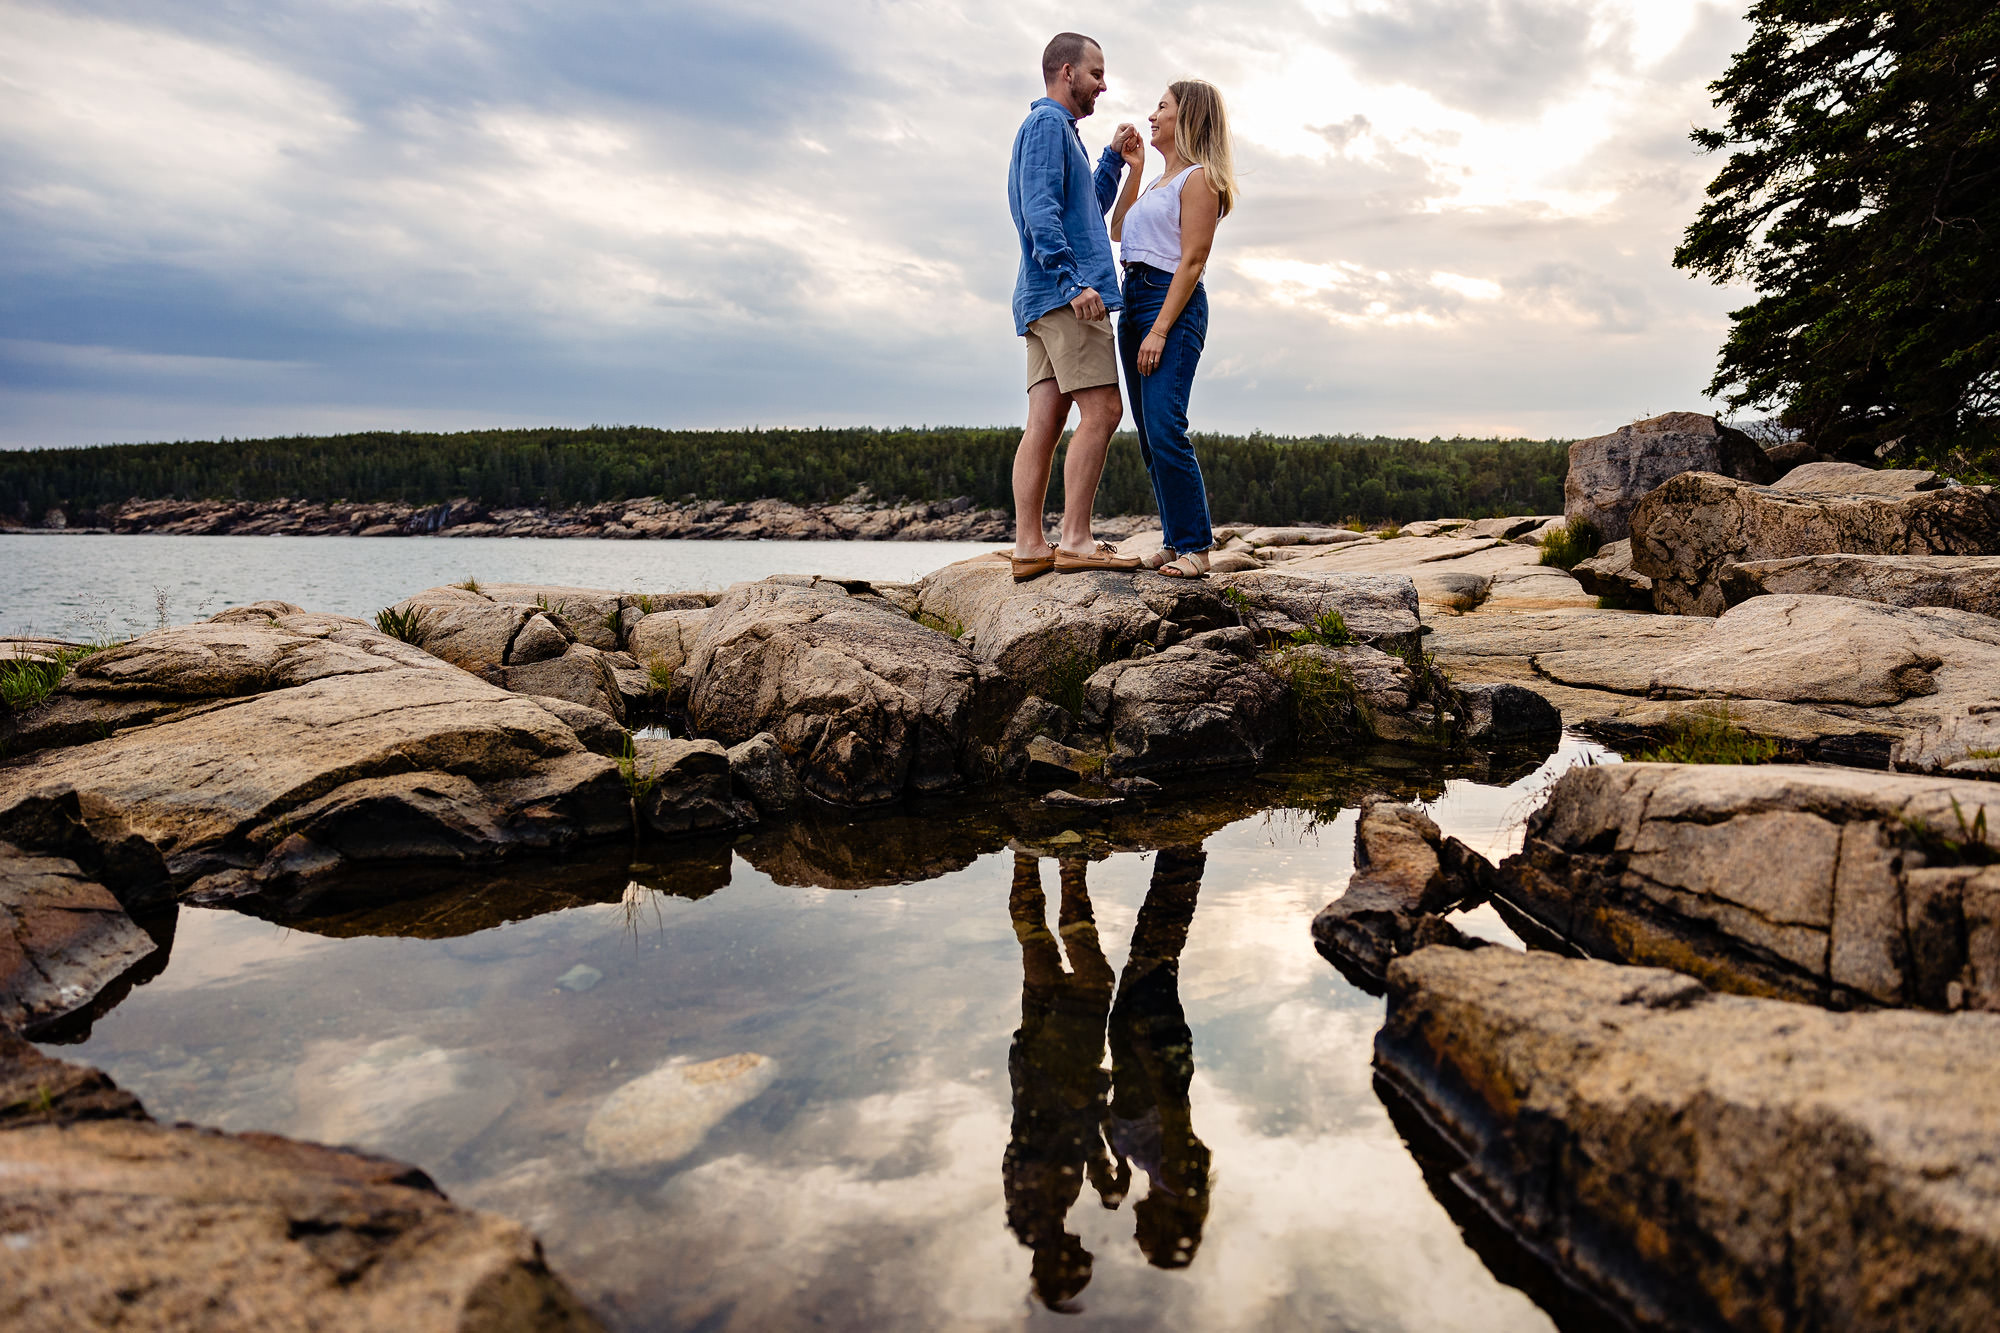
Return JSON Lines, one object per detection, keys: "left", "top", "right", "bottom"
{"left": 584, "top": 1052, "right": 779, "bottom": 1171}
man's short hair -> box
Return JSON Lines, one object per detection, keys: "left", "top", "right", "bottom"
{"left": 1041, "top": 32, "right": 1100, "bottom": 82}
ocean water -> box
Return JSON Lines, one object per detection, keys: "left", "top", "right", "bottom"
{"left": 0, "top": 534, "right": 1000, "bottom": 637}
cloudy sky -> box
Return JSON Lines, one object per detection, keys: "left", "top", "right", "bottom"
{"left": 0, "top": 0, "right": 1754, "bottom": 449}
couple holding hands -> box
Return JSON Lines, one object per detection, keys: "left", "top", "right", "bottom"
{"left": 1007, "top": 31, "right": 1237, "bottom": 582}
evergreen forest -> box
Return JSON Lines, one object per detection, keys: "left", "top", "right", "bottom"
{"left": 0, "top": 426, "right": 1569, "bottom": 525}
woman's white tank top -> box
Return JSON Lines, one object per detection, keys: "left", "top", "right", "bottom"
{"left": 1120, "top": 165, "right": 1201, "bottom": 272}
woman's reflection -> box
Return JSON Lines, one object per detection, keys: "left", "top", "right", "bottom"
{"left": 1003, "top": 845, "right": 1212, "bottom": 1311}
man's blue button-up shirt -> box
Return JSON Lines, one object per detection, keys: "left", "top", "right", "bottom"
{"left": 1008, "top": 97, "right": 1125, "bottom": 336}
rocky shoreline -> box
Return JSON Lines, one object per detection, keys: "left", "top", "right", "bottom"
{"left": 7, "top": 492, "right": 1048, "bottom": 542}
{"left": 6, "top": 409, "right": 2000, "bottom": 1329}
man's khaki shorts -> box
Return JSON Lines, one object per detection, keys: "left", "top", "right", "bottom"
{"left": 1025, "top": 305, "right": 1117, "bottom": 394}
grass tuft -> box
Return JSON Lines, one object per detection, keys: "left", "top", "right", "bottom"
{"left": 1038, "top": 645, "right": 1099, "bottom": 716}
{"left": 1268, "top": 649, "right": 1359, "bottom": 742}
{"left": 616, "top": 734, "right": 661, "bottom": 800}
{"left": 631, "top": 593, "right": 659, "bottom": 615}
{"left": 1899, "top": 797, "right": 1998, "bottom": 866}
{"left": 645, "top": 656, "right": 675, "bottom": 695}
{"left": 0, "top": 642, "right": 112, "bottom": 713}
{"left": 1539, "top": 517, "right": 1601, "bottom": 570}
{"left": 373, "top": 605, "right": 433, "bottom": 644}
{"left": 1633, "top": 705, "right": 1780, "bottom": 765}
{"left": 1377, "top": 522, "right": 1402, "bottom": 539}
{"left": 454, "top": 576, "right": 481, "bottom": 593}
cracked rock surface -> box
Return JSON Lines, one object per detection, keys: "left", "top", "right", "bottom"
{"left": 1377, "top": 945, "right": 2000, "bottom": 1333}
{"left": 1630, "top": 470, "right": 2000, "bottom": 616}
{"left": 1488, "top": 761, "right": 2000, "bottom": 1011}
{"left": 0, "top": 840, "right": 155, "bottom": 1033}
{"left": 0, "top": 611, "right": 666, "bottom": 915}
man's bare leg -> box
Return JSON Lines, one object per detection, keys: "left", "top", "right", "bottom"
{"left": 1013, "top": 378, "right": 1072, "bottom": 559}
{"left": 1055, "top": 383, "right": 1123, "bottom": 554}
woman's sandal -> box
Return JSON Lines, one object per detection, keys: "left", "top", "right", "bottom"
{"left": 1139, "top": 548, "right": 1178, "bottom": 570}
{"left": 1158, "top": 551, "right": 1211, "bottom": 579}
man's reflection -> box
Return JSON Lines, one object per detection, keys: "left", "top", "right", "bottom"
{"left": 1003, "top": 853, "right": 1117, "bottom": 1311}
{"left": 1003, "top": 845, "right": 1212, "bottom": 1311}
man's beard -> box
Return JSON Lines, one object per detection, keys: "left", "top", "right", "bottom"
{"left": 1074, "top": 86, "right": 1099, "bottom": 115}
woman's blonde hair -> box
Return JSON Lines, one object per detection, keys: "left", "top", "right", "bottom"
{"left": 1169, "top": 79, "right": 1236, "bottom": 219}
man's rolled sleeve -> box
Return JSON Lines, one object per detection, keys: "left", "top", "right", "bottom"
{"left": 1093, "top": 145, "right": 1124, "bottom": 215}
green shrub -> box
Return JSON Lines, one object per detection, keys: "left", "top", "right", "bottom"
{"left": 373, "top": 605, "right": 432, "bottom": 643}
{"left": 1539, "top": 517, "right": 1601, "bottom": 570}
{"left": 1633, "top": 705, "right": 1780, "bottom": 764}
{"left": 1288, "top": 606, "right": 1354, "bottom": 648}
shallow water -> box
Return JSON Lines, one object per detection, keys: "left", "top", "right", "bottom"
{"left": 0, "top": 534, "right": 998, "bottom": 637}
{"left": 41, "top": 737, "right": 1614, "bottom": 1332}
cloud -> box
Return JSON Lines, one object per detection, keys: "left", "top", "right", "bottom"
{"left": 0, "top": 0, "right": 1752, "bottom": 447}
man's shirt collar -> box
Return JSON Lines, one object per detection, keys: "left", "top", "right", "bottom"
{"left": 1031, "top": 95, "right": 1078, "bottom": 124}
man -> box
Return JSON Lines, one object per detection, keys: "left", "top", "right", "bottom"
{"left": 1007, "top": 32, "right": 1142, "bottom": 579}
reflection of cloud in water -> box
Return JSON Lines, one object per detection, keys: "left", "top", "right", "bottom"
{"left": 619, "top": 1057, "right": 1548, "bottom": 1332}
{"left": 656, "top": 1079, "right": 1026, "bottom": 1330}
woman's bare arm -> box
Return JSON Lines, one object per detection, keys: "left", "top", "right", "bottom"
{"left": 1109, "top": 126, "right": 1145, "bottom": 241}
{"left": 1136, "top": 168, "right": 1220, "bottom": 375}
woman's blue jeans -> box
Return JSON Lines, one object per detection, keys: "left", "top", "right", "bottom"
{"left": 1118, "top": 263, "right": 1212, "bottom": 555}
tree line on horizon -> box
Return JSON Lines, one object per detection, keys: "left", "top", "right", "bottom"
{"left": 0, "top": 427, "right": 1570, "bottom": 526}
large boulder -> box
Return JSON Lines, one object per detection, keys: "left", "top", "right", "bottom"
{"left": 1076, "top": 628, "right": 1289, "bottom": 777}
{"left": 681, "top": 579, "right": 985, "bottom": 805}
{"left": 1564, "top": 412, "right": 1778, "bottom": 543}
{"left": 1487, "top": 761, "right": 2000, "bottom": 1011}
{"left": 0, "top": 1035, "right": 602, "bottom": 1331}
{"left": 0, "top": 614, "right": 651, "bottom": 914}
{"left": 1629, "top": 471, "right": 2000, "bottom": 616}
{"left": 0, "top": 841, "right": 156, "bottom": 1034}
{"left": 914, "top": 556, "right": 1236, "bottom": 682}
{"left": 1211, "top": 569, "right": 1424, "bottom": 654}
{"left": 1722, "top": 553, "right": 2000, "bottom": 620}
{"left": 913, "top": 556, "right": 1423, "bottom": 688}
{"left": 1377, "top": 946, "right": 2000, "bottom": 1333}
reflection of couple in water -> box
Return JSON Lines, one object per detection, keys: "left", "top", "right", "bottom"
{"left": 1003, "top": 846, "right": 1211, "bottom": 1311}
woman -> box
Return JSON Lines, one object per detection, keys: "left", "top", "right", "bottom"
{"left": 1110, "top": 80, "right": 1237, "bottom": 578}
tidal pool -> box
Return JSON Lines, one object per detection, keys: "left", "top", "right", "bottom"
{"left": 39, "top": 738, "right": 1611, "bottom": 1331}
